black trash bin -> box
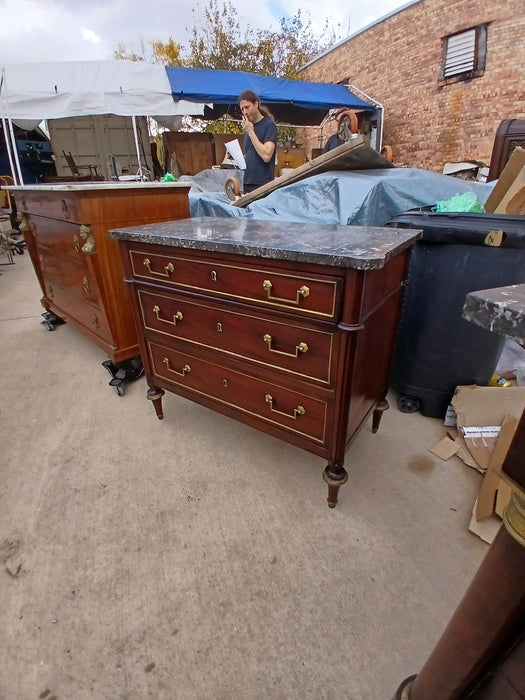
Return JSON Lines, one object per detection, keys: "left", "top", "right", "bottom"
{"left": 386, "top": 210, "right": 525, "bottom": 418}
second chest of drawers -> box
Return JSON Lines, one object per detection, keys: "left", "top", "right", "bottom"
{"left": 113, "top": 217, "right": 421, "bottom": 507}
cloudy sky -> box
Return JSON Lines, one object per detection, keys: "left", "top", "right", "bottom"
{"left": 0, "top": 0, "right": 411, "bottom": 65}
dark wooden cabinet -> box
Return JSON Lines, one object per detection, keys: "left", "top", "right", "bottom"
{"left": 488, "top": 119, "right": 525, "bottom": 181}
{"left": 112, "top": 217, "right": 420, "bottom": 506}
{"left": 9, "top": 183, "right": 190, "bottom": 362}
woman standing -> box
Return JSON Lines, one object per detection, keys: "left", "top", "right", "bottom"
{"left": 238, "top": 90, "right": 278, "bottom": 193}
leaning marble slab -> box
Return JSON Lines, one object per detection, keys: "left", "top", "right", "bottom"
{"left": 463, "top": 283, "right": 525, "bottom": 345}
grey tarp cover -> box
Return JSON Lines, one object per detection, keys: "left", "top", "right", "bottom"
{"left": 186, "top": 168, "right": 495, "bottom": 226}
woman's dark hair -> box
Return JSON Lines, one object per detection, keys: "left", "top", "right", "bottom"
{"left": 238, "top": 90, "right": 274, "bottom": 120}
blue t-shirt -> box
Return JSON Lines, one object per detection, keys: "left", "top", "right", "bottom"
{"left": 244, "top": 116, "right": 278, "bottom": 187}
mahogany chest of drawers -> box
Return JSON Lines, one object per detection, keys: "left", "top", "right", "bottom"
{"left": 111, "top": 216, "right": 421, "bottom": 506}
{"left": 10, "top": 182, "right": 190, "bottom": 362}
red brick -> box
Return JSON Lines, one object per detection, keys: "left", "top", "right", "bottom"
{"left": 299, "top": 0, "right": 525, "bottom": 172}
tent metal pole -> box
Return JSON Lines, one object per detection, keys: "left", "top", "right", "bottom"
{"left": 1, "top": 117, "right": 19, "bottom": 183}
{"left": 132, "top": 115, "right": 143, "bottom": 180}
{"left": 346, "top": 83, "right": 384, "bottom": 152}
{"left": 7, "top": 118, "right": 25, "bottom": 184}
{"left": 0, "top": 69, "right": 24, "bottom": 185}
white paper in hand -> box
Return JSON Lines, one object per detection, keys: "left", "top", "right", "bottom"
{"left": 225, "top": 139, "right": 246, "bottom": 170}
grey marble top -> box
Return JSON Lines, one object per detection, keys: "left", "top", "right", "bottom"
{"left": 6, "top": 182, "right": 190, "bottom": 192}
{"left": 110, "top": 216, "right": 422, "bottom": 270}
{"left": 463, "top": 284, "right": 525, "bottom": 344}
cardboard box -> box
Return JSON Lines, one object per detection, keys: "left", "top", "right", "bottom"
{"left": 447, "top": 385, "right": 525, "bottom": 541}
{"left": 484, "top": 146, "right": 525, "bottom": 215}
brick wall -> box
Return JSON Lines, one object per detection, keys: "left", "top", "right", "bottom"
{"left": 299, "top": 0, "right": 525, "bottom": 172}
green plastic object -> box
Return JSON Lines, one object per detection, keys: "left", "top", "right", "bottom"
{"left": 433, "top": 192, "right": 484, "bottom": 213}
{"left": 161, "top": 173, "right": 177, "bottom": 182}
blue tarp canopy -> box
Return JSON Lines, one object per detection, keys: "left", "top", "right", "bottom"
{"left": 164, "top": 67, "right": 376, "bottom": 125}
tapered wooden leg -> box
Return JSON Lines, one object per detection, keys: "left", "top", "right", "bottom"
{"left": 372, "top": 398, "right": 389, "bottom": 433}
{"left": 323, "top": 464, "right": 348, "bottom": 508}
{"left": 147, "top": 386, "right": 165, "bottom": 419}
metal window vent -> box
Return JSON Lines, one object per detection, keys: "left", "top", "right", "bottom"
{"left": 444, "top": 29, "right": 476, "bottom": 77}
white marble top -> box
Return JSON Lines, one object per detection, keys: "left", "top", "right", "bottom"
{"left": 5, "top": 182, "right": 190, "bottom": 192}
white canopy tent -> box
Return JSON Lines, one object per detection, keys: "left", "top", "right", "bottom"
{"left": 0, "top": 60, "right": 205, "bottom": 183}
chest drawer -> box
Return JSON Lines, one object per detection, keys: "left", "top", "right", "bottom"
{"left": 45, "top": 281, "right": 111, "bottom": 342}
{"left": 128, "top": 248, "right": 342, "bottom": 320}
{"left": 39, "top": 253, "right": 100, "bottom": 306}
{"left": 148, "top": 340, "right": 331, "bottom": 445}
{"left": 30, "top": 216, "right": 93, "bottom": 262}
{"left": 137, "top": 289, "right": 335, "bottom": 384}
{"left": 18, "top": 194, "right": 82, "bottom": 223}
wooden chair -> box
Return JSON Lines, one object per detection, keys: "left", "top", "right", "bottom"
{"left": 62, "top": 151, "right": 101, "bottom": 181}
{"left": 0, "top": 175, "right": 15, "bottom": 211}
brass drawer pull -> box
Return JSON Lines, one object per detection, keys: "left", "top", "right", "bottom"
{"left": 73, "top": 234, "right": 81, "bottom": 253}
{"left": 262, "top": 279, "right": 310, "bottom": 305}
{"left": 153, "top": 305, "right": 183, "bottom": 325}
{"left": 143, "top": 258, "right": 174, "bottom": 278}
{"left": 90, "top": 314, "right": 99, "bottom": 329}
{"left": 163, "top": 358, "right": 191, "bottom": 376}
{"left": 263, "top": 333, "right": 308, "bottom": 358}
{"left": 82, "top": 276, "right": 90, "bottom": 293}
{"left": 265, "top": 394, "right": 305, "bottom": 419}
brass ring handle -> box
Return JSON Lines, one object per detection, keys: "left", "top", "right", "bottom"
{"left": 262, "top": 279, "right": 310, "bottom": 305}
{"left": 163, "top": 358, "right": 191, "bottom": 376}
{"left": 82, "top": 276, "right": 90, "bottom": 293}
{"left": 265, "top": 394, "right": 305, "bottom": 419}
{"left": 143, "top": 258, "right": 174, "bottom": 278}
{"left": 263, "top": 334, "right": 308, "bottom": 358}
{"left": 90, "top": 314, "right": 99, "bottom": 329}
{"left": 153, "top": 305, "right": 183, "bottom": 325}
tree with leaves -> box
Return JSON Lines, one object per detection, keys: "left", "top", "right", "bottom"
{"left": 114, "top": 0, "right": 342, "bottom": 141}
{"left": 115, "top": 0, "right": 341, "bottom": 78}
